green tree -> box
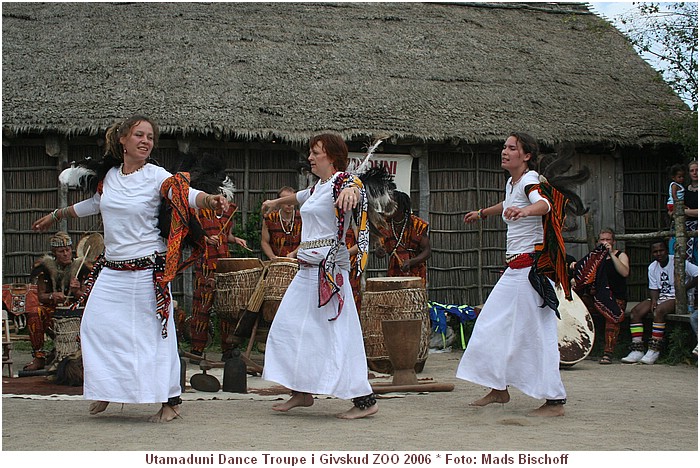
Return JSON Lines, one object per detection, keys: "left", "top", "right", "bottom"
{"left": 620, "top": 2, "right": 698, "bottom": 111}
{"left": 619, "top": 2, "right": 698, "bottom": 158}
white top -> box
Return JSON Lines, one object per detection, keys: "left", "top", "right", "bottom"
{"left": 72, "top": 164, "right": 202, "bottom": 261}
{"left": 502, "top": 170, "right": 550, "bottom": 255}
{"left": 296, "top": 174, "right": 341, "bottom": 243}
{"left": 648, "top": 255, "right": 698, "bottom": 301}
{"left": 668, "top": 181, "right": 685, "bottom": 203}
{"left": 295, "top": 173, "right": 350, "bottom": 268}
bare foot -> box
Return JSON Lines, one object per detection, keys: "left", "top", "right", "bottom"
{"left": 148, "top": 404, "right": 181, "bottom": 423}
{"left": 529, "top": 403, "right": 565, "bottom": 417}
{"left": 89, "top": 401, "right": 109, "bottom": 415}
{"left": 336, "top": 403, "right": 378, "bottom": 420}
{"left": 470, "top": 389, "right": 510, "bottom": 407}
{"left": 272, "top": 392, "right": 314, "bottom": 412}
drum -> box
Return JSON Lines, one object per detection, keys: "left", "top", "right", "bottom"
{"left": 360, "top": 276, "right": 430, "bottom": 374}
{"left": 261, "top": 258, "right": 299, "bottom": 323}
{"left": 214, "top": 258, "right": 264, "bottom": 321}
{"left": 557, "top": 289, "right": 595, "bottom": 366}
{"left": 53, "top": 306, "right": 84, "bottom": 363}
{"left": 76, "top": 232, "right": 104, "bottom": 269}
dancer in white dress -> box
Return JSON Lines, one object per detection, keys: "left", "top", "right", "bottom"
{"left": 458, "top": 132, "right": 569, "bottom": 417}
{"left": 32, "top": 115, "right": 230, "bottom": 422}
{"left": 261, "top": 133, "right": 378, "bottom": 419}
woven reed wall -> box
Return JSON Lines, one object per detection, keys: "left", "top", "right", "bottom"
{"left": 2, "top": 135, "right": 684, "bottom": 311}
{"left": 426, "top": 144, "right": 506, "bottom": 307}
{"left": 622, "top": 151, "right": 680, "bottom": 300}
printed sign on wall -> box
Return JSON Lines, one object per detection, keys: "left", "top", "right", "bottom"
{"left": 347, "top": 153, "right": 413, "bottom": 195}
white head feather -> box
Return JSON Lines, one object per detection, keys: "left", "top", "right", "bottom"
{"left": 58, "top": 166, "right": 96, "bottom": 188}
{"left": 354, "top": 139, "right": 383, "bottom": 175}
{"left": 219, "top": 176, "right": 236, "bottom": 201}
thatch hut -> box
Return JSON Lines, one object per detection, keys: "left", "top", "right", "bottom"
{"left": 2, "top": 2, "right": 692, "bottom": 308}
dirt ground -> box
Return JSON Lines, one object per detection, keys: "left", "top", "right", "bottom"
{"left": 2, "top": 344, "right": 698, "bottom": 461}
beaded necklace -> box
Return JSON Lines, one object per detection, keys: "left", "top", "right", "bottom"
{"left": 119, "top": 163, "right": 146, "bottom": 177}
{"left": 279, "top": 209, "right": 295, "bottom": 235}
{"left": 391, "top": 216, "right": 407, "bottom": 245}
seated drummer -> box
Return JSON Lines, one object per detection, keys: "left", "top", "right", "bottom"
{"left": 373, "top": 191, "right": 431, "bottom": 286}
{"left": 261, "top": 186, "right": 302, "bottom": 260}
{"left": 25, "top": 231, "right": 90, "bottom": 371}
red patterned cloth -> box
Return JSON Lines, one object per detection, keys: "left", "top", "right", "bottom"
{"left": 379, "top": 215, "right": 429, "bottom": 285}
{"left": 190, "top": 205, "right": 237, "bottom": 353}
{"left": 264, "top": 210, "right": 302, "bottom": 257}
{"left": 527, "top": 181, "right": 571, "bottom": 300}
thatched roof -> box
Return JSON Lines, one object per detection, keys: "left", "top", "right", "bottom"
{"left": 1, "top": 2, "right": 690, "bottom": 146}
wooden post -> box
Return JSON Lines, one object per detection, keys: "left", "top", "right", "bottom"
{"left": 673, "top": 199, "right": 687, "bottom": 315}
{"left": 613, "top": 151, "right": 626, "bottom": 251}
{"left": 243, "top": 144, "right": 250, "bottom": 227}
{"left": 584, "top": 212, "right": 596, "bottom": 251}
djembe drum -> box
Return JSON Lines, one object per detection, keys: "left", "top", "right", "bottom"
{"left": 360, "top": 276, "right": 430, "bottom": 374}
{"left": 52, "top": 306, "right": 83, "bottom": 363}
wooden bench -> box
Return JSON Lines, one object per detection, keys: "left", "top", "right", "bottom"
{"left": 625, "top": 301, "right": 692, "bottom": 323}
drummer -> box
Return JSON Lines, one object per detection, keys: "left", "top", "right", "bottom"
{"left": 187, "top": 153, "right": 248, "bottom": 362}
{"left": 374, "top": 190, "right": 431, "bottom": 286}
{"left": 24, "top": 232, "right": 90, "bottom": 371}
{"left": 572, "top": 228, "right": 630, "bottom": 365}
{"left": 261, "top": 186, "right": 302, "bottom": 260}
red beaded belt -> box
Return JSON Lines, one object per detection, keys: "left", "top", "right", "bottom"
{"left": 506, "top": 253, "right": 534, "bottom": 269}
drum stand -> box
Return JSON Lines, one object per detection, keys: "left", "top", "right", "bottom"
{"left": 370, "top": 319, "right": 454, "bottom": 394}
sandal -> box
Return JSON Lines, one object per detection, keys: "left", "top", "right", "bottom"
{"left": 599, "top": 354, "right": 613, "bottom": 365}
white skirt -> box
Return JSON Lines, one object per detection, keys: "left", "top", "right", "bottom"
{"left": 456, "top": 267, "right": 566, "bottom": 401}
{"left": 80, "top": 268, "right": 181, "bottom": 404}
{"left": 262, "top": 266, "right": 372, "bottom": 400}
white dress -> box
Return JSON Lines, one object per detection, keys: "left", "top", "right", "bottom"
{"left": 262, "top": 173, "right": 373, "bottom": 400}
{"left": 73, "top": 164, "right": 200, "bottom": 404}
{"left": 456, "top": 171, "right": 566, "bottom": 401}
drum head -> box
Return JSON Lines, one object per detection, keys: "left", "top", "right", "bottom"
{"left": 365, "top": 276, "right": 424, "bottom": 292}
{"left": 557, "top": 289, "right": 595, "bottom": 366}
{"left": 77, "top": 233, "right": 104, "bottom": 264}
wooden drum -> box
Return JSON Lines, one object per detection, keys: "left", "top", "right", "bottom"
{"left": 214, "top": 258, "right": 264, "bottom": 321}
{"left": 360, "top": 276, "right": 430, "bottom": 374}
{"left": 261, "top": 258, "right": 299, "bottom": 323}
{"left": 53, "top": 306, "right": 84, "bottom": 363}
{"left": 557, "top": 289, "right": 595, "bottom": 366}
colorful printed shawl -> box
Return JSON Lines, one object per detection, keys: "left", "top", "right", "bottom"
{"left": 315, "top": 173, "right": 369, "bottom": 320}
{"left": 526, "top": 179, "right": 571, "bottom": 317}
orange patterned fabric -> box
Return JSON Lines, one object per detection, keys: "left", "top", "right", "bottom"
{"left": 264, "top": 210, "right": 302, "bottom": 257}
{"left": 379, "top": 215, "right": 428, "bottom": 285}
{"left": 527, "top": 182, "right": 571, "bottom": 300}
{"left": 159, "top": 172, "right": 201, "bottom": 284}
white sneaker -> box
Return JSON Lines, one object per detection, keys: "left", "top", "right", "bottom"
{"left": 621, "top": 350, "right": 645, "bottom": 363}
{"left": 640, "top": 350, "right": 660, "bottom": 365}
{"left": 693, "top": 345, "right": 698, "bottom": 357}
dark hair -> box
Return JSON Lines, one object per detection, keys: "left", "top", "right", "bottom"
{"left": 650, "top": 239, "right": 667, "bottom": 251}
{"left": 668, "top": 163, "right": 685, "bottom": 178}
{"left": 392, "top": 191, "right": 413, "bottom": 219}
{"left": 309, "top": 133, "right": 349, "bottom": 171}
{"left": 509, "top": 132, "right": 539, "bottom": 170}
